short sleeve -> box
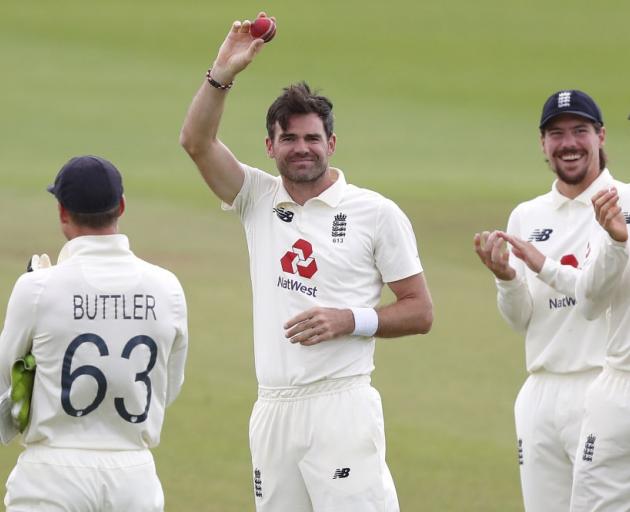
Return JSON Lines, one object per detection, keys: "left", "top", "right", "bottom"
{"left": 374, "top": 198, "right": 423, "bottom": 283}
{"left": 221, "top": 163, "right": 278, "bottom": 223}
{"left": 0, "top": 274, "right": 40, "bottom": 391}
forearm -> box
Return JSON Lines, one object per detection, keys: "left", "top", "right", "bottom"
{"left": 165, "top": 343, "right": 187, "bottom": 407}
{"left": 180, "top": 78, "right": 229, "bottom": 157}
{"left": 0, "top": 283, "right": 36, "bottom": 391}
{"left": 536, "top": 257, "right": 579, "bottom": 297}
{"left": 576, "top": 236, "right": 628, "bottom": 320}
{"left": 375, "top": 296, "right": 433, "bottom": 338}
{"left": 180, "top": 19, "right": 263, "bottom": 167}
{"left": 180, "top": 77, "right": 244, "bottom": 203}
{"left": 496, "top": 276, "right": 532, "bottom": 332}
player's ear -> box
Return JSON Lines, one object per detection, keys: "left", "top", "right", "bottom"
{"left": 540, "top": 133, "right": 547, "bottom": 154}
{"left": 327, "top": 133, "right": 337, "bottom": 156}
{"left": 265, "top": 137, "right": 275, "bottom": 158}
{"left": 58, "top": 203, "right": 70, "bottom": 224}
{"left": 118, "top": 196, "right": 126, "bottom": 217}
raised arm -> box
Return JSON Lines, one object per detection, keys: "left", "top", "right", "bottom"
{"left": 179, "top": 14, "right": 271, "bottom": 204}
{"left": 576, "top": 188, "right": 629, "bottom": 319}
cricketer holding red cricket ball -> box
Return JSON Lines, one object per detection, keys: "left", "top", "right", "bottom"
{"left": 180, "top": 12, "right": 433, "bottom": 512}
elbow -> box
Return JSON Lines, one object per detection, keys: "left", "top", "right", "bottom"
{"left": 179, "top": 126, "right": 211, "bottom": 160}
{"left": 414, "top": 307, "right": 433, "bottom": 335}
{"left": 577, "top": 303, "right": 600, "bottom": 322}
{"left": 577, "top": 288, "right": 601, "bottom": 321}
{"left": 179, "top": 128, "right": 199, "bottom": 157}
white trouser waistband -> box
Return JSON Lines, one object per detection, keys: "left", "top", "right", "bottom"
{"left": 528, "top": 367, "right": 601, "bottom": 381}
{"left": 19, "top": 445, "right": 154, "bottom": 469}
{"left": 257, "top": 375, "right": 371, "bottom": 401}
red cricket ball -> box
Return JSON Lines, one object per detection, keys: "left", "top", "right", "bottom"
{"left": 250, "top": 17, "right": 276, "bottom": 43}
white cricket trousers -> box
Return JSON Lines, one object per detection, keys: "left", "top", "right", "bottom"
{"left": 514, "top": 368, "right": 600, "bottom": 512}
{"left": 249, "top": 375, "right": 399, "bottom": 512}
{"left": 4, "top": 445, "right": 164, "bottom": 511}
{"left": 570, "top": 365, "right": 630, "bottom": 511}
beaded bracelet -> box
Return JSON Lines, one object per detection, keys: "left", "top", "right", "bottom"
{"left": 206, "top": 69, "right": 233, "bottom": 90}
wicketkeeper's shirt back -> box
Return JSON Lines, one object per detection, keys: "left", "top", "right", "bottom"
{"left": 0, "top": 235, "right": 188, "bottom": 450}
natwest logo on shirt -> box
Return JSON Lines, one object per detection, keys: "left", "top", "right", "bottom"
{"left": 280, "top": 239, "right": 318, "bottom": 278}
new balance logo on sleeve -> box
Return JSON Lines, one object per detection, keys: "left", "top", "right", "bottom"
{"left": 332, "top": 468, "right": 351, "bottom": 479}
{"left": 528, "top": 228, "right": 553, "bottom": 242}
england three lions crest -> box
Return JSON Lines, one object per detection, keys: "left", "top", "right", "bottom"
{"left": 332, "top": 213, "right": 347, "bottom": 243}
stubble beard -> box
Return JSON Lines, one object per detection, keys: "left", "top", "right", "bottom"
{"left": 552, "top": 164, "right": 590, "bottom": 185}
{"left": 547, "top": 150, "right": 592, "bottom": 186}
{"left": 278, "top": 157, "right": 328, "bottom": 184}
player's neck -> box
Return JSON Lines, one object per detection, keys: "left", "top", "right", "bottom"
{"left": 556, "top": 169, "right": 602, "bottom": 200}
{"left": 65, "top": 224, "right": 119, "bottom": 240}
{"left": 282, "top": 168, "right": 337, "bottom": 206}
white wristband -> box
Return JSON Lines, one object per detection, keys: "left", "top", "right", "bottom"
{"left": 350, "top": 307, "right": 379, "bottom": 337}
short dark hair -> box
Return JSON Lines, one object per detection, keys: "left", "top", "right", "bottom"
{"left": 67, "top": 203, "right": 121, "bottom": 229}
{"left": 266, "top": 82, "right": 334, "bottom": 140}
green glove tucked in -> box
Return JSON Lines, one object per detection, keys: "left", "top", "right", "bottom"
{"left": 10, "top": 353, "right": 36, "bottom": 432}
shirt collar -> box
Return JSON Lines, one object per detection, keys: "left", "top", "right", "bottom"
{"left": 273, "top": 168, "right": 347, "bottom": 208}
{"left": 550, "top": 168, "right": 613, "bottom": 209}
{"left": 57, "top": 234, "right": 131, "bottom": 263}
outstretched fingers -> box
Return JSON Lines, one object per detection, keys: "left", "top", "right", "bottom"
{"left": 499, "top": 232, "right": 546, "bottom": 272}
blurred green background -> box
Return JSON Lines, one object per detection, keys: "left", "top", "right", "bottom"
{"left": 1, "top": 1, "right": 629, "bottom": 510}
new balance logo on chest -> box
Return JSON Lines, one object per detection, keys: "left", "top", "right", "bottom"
{"left": 333, "top": 468, "right": 351, "bottom": 479}
{"left": 528, "top": 228, "right": 553, "bottom": 242}
{"left": 273, "top": 206, "right": 294, "bottom": 223}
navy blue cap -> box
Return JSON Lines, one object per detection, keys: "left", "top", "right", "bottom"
{"left": 540, "top": 90, "right": 603, "bottom": 129}
{"left": 47, "top": 155, "right": 123, "bottom": 213}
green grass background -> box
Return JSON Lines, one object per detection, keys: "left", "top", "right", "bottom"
{"left": 1, "top": 1, "right": 630, "bottom": 510}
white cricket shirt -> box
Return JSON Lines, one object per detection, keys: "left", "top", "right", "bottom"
{"left": 223, "top": 165, "right": 423, "bottom": 387}
{"left": 0, "top": 235, "right": 188, "bottom": 450}
{"left": 496, "top": 169, "right": 618, "bottom": 373}
{"left": 575, "top": 183, "right": 630, "bottom": 371}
